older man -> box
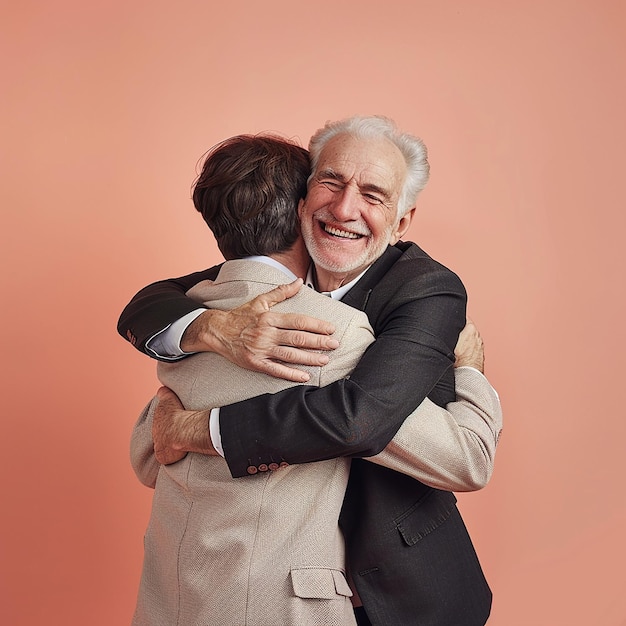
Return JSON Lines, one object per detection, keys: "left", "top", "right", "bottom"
{"left": 119, "top": 116, "right": 499, "bottom": 625}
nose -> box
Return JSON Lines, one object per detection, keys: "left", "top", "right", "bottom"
{"left": 330, "top": 185, "right": 361, "bottom": 222}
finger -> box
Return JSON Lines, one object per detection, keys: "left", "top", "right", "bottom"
{"left": 272, "top": 329, "right": 339, "bottom": 351}
{"left": 265, "top": 312, "right": 336, "bottom": 336}
{"left": 269, "top": 346, "right": 332, "bottom": 367}
{"left": 155, "top": 386, "right": 184, "bottom": 410}
{"left": 253, "top": 279, "right": 304, "bottom": 310}
{"left": 256, "top": 360, "right": 312, "bottom": 383}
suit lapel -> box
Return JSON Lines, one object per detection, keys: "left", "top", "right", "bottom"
{"left": 341, "top": 245, "right": 403, "bottom": 311}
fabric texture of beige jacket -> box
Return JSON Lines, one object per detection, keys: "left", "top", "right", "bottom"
{"left": 130, "top": 259, "right": 502, "bottom": 626}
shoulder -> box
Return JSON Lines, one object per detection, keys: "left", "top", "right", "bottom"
{"left": 189, "top": 261, "right": 294, "bottom": 304}
{"left": 359, "top": 242, "right": 467, "bottom": 335}
{"left": 375, "top": 241, "right": 466, "bottom": 299}
{"left": 292, "top": 287, "right": 371, "bottom": 328}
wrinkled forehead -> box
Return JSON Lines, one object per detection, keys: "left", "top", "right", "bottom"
{"left": 315, "top": 133, "right": 407, "bottom": 195}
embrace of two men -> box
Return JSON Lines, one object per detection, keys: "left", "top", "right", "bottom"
{"left": 118, "top": 116, "right": 503, "bottom": 626}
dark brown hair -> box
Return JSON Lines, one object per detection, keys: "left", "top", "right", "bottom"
{"left": 192, "top": 134, "right": 310, "bottom": 260}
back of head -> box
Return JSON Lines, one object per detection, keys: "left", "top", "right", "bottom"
{"left": 308, "top": 115, "right": 429, "bottom": 217}
{"left": 192, "top": 135, "right": 310, "bottom": 260}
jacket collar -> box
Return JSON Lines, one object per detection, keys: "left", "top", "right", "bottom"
{"left": 340, "top": 245, "right": 403, "bottom": 311}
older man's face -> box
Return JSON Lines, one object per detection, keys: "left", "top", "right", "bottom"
{"left": 299, "top": 133, "right": 414, "bottom": 289}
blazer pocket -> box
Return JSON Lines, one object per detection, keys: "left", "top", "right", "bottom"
{"left": 395, "top": 490, "right": 457, "bottom": 547}
{"left": 290, "top": 567, "right": 353, "bottom": 599}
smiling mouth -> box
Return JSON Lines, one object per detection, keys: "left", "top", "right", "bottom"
{"left": 322, "top": 223, "right": 364, "bottom": 240}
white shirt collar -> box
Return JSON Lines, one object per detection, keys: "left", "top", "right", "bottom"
{"left": 242, "top": 256, "right": 369, "bottom": 300}
{"left": 305, "top": 265, "right": 370, "bottom": 300}
{"left": 245, "top": 255, "right": 298, "bottom": 281}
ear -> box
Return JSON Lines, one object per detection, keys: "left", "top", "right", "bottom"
{"left": 297, "top": 197, "right": 305, "bottom": 218}
{"left": 390, "top": 207, "right": 416, "bottom": 245}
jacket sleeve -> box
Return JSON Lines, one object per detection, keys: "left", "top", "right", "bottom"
{"left": 220, "top": 263, "right": 467, "bottom": 477}
{"left": 117, "top": 266, "right": 222, "bottom": 357}
{"left": 367, "top": 367, "right": 503, "bottom": 492}
{"left": 129, "top": 397, "right": 160, "bottom": 489}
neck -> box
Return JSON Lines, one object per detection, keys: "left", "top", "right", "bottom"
{"left": 270, "top": 238, "right": 310, "bottom": 279}
{"left": 313, "top": 266, "right": 358, "bottom": 292}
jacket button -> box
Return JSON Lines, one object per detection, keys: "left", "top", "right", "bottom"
{"left": 279, "top": 462, "right": 289, "bottom": 468}
{"left": 258, "top": 464, "right": 268, "bottom": 472}
{"left": 268, "top": 463, "right": 279, "bottom": 471}
{"left": 246, "top": 466, "right": 258, "bottom": 475}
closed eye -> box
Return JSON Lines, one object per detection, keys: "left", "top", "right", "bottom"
{"left": 362, "top": 193, "right": 384, "bottom": 204}
{"left": 320, "top": 180, "right": 344, "bottom": 191}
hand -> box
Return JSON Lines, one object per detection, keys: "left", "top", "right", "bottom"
{"left": 454, "top": 319, "right": 485, "bottom": 373}
{"left": 181, "top": 279, "right": 339, "bottom": 382}
{"left": 152, "top": 387, "right": 217, "bottom": 465}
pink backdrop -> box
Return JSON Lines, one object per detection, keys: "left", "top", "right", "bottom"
{"left": 2, "top": 1, "right": 625, "bottom": 624}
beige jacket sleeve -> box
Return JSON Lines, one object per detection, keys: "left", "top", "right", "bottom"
{"left": 130, "top": 398, "right": 161, "bottom": 488}
{"left": 368, "top": 366, "right": 503, "bottom": 492}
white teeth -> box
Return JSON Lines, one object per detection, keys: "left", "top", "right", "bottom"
{"left": 324, "top": 224, "right": 362, "bottom": 239}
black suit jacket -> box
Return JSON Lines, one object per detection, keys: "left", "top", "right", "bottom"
{"left": 118, "top": 241, "right": 491, "bottom": 625}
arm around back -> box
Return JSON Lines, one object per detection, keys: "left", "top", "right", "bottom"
{"left": 368, "top": 367, "right": 503, "bottom": 492}
{"left": 117, "top": 266, "right": 221, "bottom": 357}
{"left": 220, "top": 245, "right": 467, "bottom": 477}
{"left": 130, "top": 397, "right": 161, "bottom": 489}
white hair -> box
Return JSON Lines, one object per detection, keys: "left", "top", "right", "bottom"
{"left": 308, "top": 115, "right": 430, "bottom": 217}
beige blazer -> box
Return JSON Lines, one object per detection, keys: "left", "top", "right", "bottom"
{"left": 131, "top": 260, "right": 502, "bottom": 626}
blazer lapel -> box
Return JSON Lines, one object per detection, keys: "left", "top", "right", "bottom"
{"left": 341, "top": 245, "right": 403, "bottom": 311}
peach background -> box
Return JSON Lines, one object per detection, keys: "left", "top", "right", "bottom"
{"left": 2, "top": 1, "right": 625, "bottom": 624}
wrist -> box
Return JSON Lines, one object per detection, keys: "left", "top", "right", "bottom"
{"left": 180, "top": 309, "right": 226, "bottom": 353}
{"left": 184, "top": 410, "right": 214, "bottom": 454}
{"left": 455, "top": 357, "right": 484, "bottom": 372}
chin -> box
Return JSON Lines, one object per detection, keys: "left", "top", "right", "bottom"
{"left": 312, "top": 251, "right": 367, "bottom": 276}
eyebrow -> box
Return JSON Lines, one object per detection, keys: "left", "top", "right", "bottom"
{"left": 317, "top": 168, "right": 345, "bottom": 182}
{"left": 359, "top": 182, "right": 391, "bottom": 200}
{"left": 317, "top": 168, "right": 392, "bottom": 200}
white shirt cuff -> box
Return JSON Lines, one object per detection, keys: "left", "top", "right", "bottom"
{"left": 145, "top": 309, "right": 206, "bottom": 360}
{"left": 209, "top": 407, "right": 224, "bottom": 457}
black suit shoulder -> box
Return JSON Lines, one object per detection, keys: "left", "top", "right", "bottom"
{"left": 363, "top": 242, "right": 466, "bottom": 334}
{"left": 117, "top": 265, "right": 222, "bottom": 355}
